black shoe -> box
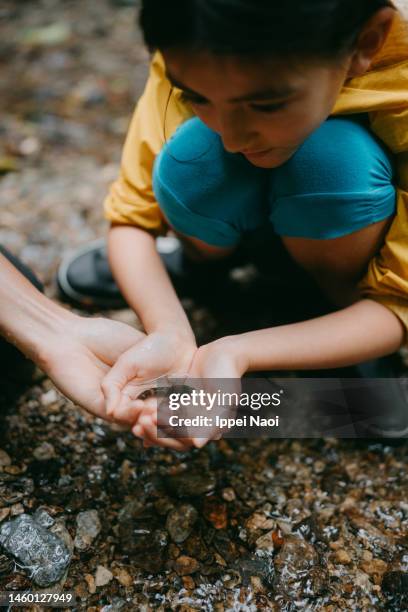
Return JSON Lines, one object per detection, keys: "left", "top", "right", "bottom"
{"left": 343, "top": 354, "right": 408, "bottom": 439}
{"left": 56, "top": 237, "right": 241, "bottom": 310}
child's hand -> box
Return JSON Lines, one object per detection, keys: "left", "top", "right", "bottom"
{"left": 101, "top": 330, "right": 197, "bottom": 422}
{"left": 131, "top": 337, "right": 246, "bottom": 450}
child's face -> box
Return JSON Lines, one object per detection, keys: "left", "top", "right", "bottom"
{"left": 163, "top": 50, "right": 353, "bottom": 168}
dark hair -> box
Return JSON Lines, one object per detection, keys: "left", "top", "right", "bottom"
{"left": 140, "top": 0, "right": 394, "bottom": 60}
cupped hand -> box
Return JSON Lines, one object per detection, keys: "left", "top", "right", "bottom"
{"left": 40, "top": 315, "right": 146, "bottom": 421}
{"left": 131, "top": 336, "right": 247, "bottom": 450}
{"left": 101, "top": 330, "right": 197, "bottom": 423}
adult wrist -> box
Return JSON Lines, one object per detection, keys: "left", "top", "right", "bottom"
{"left": 17, "top": 301, "right": 77, "bottom": 369}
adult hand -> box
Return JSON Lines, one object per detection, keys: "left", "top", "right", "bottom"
{"left": 40, "top": 315, "right": 146, "bottom": 421}
{"left": 101, "top": 330, "right": 197, "bottom": 421}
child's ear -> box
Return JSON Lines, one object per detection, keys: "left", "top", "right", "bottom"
{"left": 347, "top": 7, "right": 396, "bottom": 78}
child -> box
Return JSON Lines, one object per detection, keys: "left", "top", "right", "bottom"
{"left": 58, "top": 0, "right": 408, "bottom": 445}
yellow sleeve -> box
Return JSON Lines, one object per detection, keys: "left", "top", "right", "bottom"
{"left": 104, "top": 52, "right": 194, "bottom": 234}
{"left": 358, "top": 179, "right": 408, "bottom": 344}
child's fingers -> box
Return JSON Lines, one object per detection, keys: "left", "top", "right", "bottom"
{"left": 134, "top": 414, "right": 192, "bottom": 451}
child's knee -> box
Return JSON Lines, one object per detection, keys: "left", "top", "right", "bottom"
{"left": 269, "top": 117, "right": 396, "bottom": 239}
{"left": 153, "top": 117, "right": 268, "bottom": 247}
{"left": 271, "top": 117, "right": 394, "bottom": 198}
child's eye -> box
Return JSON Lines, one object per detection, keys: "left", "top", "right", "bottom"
{"left": 250, "top": 102, "right": 287, "bottom": 113}
{"left": 180, "top": 91, "right": 209, "bottom": 105}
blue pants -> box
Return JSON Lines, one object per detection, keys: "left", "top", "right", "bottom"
{"left": 153, "top": 115, "right": 396, "bottom": 247}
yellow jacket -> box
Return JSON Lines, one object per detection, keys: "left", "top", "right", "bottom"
{"left": 105, "top": 10, "right": 408, "bottom": 341}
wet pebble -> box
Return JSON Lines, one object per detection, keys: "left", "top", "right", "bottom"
{"left": 165, "top": 468, "right": 216, "bottom": 497}
{"left": 382, "top": 551, "right": 408, "bottom": 604}
{"left": 95, "top": 565, "right": 113, "bottom": 587}
{"left": 33, "top": 442, "right": 56, "bottom": 461}
{"left": 0, "top": 450, "right": 11, "bottom": 468}
{"left": 174, "top": 555, "right": 200, "bottom": 576}
{"left": 74, "top": 509, "right": 101, "bottom": 550}
{"left": 273, "top": 535, "right": 322, "bottom": 598}
{"left": 0, "top": 513, "right": 71, "bottom": 586}
{"left": 166, "top": 504, "right": 198, "bottom": 543}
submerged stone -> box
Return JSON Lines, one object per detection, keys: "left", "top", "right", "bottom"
{"left": 74, "top": 509, "right": 101, "bottom": 550}
{"left": 0, "top": 513, "right": 71, "bottom": 586}
{"left": 166, "top": 504, "right": 198, "bottom": 543}
{"left": 165, "top": 469, "right": 216, "bottom": 498}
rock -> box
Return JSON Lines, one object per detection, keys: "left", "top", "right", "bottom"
{"left": 33, "top": 442, "right": 56, "bottom": 461}
{"left": 0, "top": 554, "right": 13, "bottom": 576}
{"left": 0, "top": 450, "right": 11, "bottom": 467}
{"left": 118, "top": 509, "right": 168, "bottom": 573}
{"left": 0, "top": 508, "right": 10, "bottom": 522}
{"left": 40, "top": 389, "right": 59, "bottom": 406}
{"left": 165, "top": 468, "right": 216, "bottom": 497}
{"left": 335, "top": 549, "right": 352, "bottom": 565}
{"left": 221, "top": 487, "right": 236, "bottom": 502}
{"left": 33, "top": 508, "right": 55, "bottom": 529}
{"left": 166, "top": 504, "right": 198, "bottom": 543}
{"left": 273, "top": 535, "right": 321, "bottom": 598}
{"left": 95, "top": 565, "right": 113, "bottom": 587}
{"left": 382, "top": 551, "right": 408, "bottom": 603}
{"left": 101, "top": 598, "right": 127, "bottom": 612}
{"left": 174, "top": 555, "right": 200, "bottom": 576}
{"left": 85, "top": 573, "right": 96, "bottom": 594}
{"left": 203, "top": 496, "right": 227, "bottom": 530}
{"left": 74, "top": 510, "right": 101, "bottom": 550}
{"left": 256, "top": 530, "right": 278, "bottom": 552}
{"left": 0, "top": 514, "right": 71, "bottom": 586}
{"left": 10, "top": 503, "right": 24, "bottom": 516}
{"left": 360, "top": 559, "right": 387, "bottom": 575}
{"left": 245, "top": 512, "right": 275, "bottom": 532}
{"left": 114, "top": 568, "right": 133, "bottom": 587}
{"left": 235, "top": 554, "right": 274, "bottom": 588}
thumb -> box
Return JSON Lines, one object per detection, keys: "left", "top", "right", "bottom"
{"left": 102, "top": 350, "right": 144, "bottom": 416}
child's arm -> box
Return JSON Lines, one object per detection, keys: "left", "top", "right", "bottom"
{"left": 194, "top": 298, "right": 404, "bottom": 378}
{"left": 191, "top": 218, "right": 406, "bottom": 377}
{"left": 100, "top": 223, "right": 197, "bottom": 418}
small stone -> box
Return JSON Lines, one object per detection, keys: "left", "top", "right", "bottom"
{"left": 361, "top": 559, "right": 387, "bottom": 575}
{"left": 255, "top": 530, "right": 276, "bottom": 552}
{"left": 166, "top": 504, "right": 198, "bottom": 544}
{"left": 114, "top": 568, "right": 133, "bottom": 587}
{"left": 203, "top": 496, "right": 228, "bottom": 530}
{"left": 174, "top": 555, "right": 200, "bottom": 576}
{"left": 33, "top": 442, "right": 56, "bottom": 461}
{"left": 165, "top": 469, "right": 216, "bottom": 497}
{"left": 74, "top": 510, "right": 101, "bottom": 550}
{"left": 335, "top": 549, "right": 352, "bottom": 565}
{"left": 0, "top": 514, "right": 71, "bottom": 586}
{"left": 85, "top": 573, "right": 96, "bottom": 594}
{"left": 182, "top": 575, "right": 195, "bottom": 590}
{"left": 34, "top": 508, "right": 55, "bottom": 529}
{"left": 10, "top": 504, "right": 24, "bottom": 516}
{"left": 41, "top": 389, "right": 59, "bottom": 406}
{"left": 0, "top": 509, "right": 10, "bottom": 522}
{"left": 313, "top": 460, "right": 325, "bottom": 474}
{"left": 362, "top": 550, "right": 373, "bottom": 562}
{"left": 245, "top": 512, "right": 275, "bottom": 531}
{"left": 101, "top": 598, "right": 127, "bottom": 612}
{"left": 381, "top": 551, "right": 408, "bottom": 600}
{"left": 274, "top": 535, "right": 320, "bottom": 598}
{"left": 0, "top": 450, "right": 11, "bottom": 467}
{"left": 95, "top": 565, "right": 113, "bottom": 587}
{"left": 221, "top": 487, "right": 236, "bottom": 502}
